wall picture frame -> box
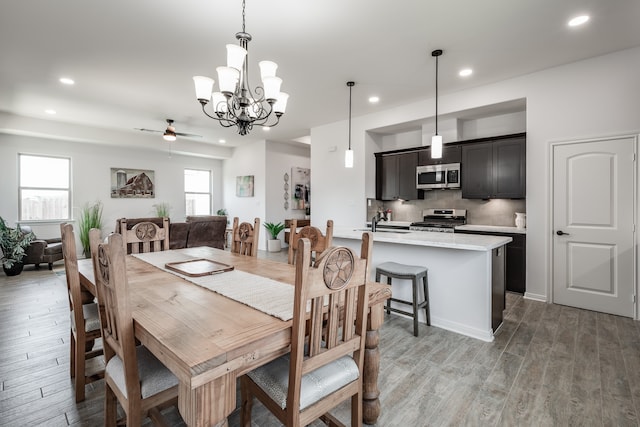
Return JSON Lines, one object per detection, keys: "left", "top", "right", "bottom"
{"left": 111, "top": 168, "right": 155, "bottom": 198}
{"left": 236, "top": 175, "right": 254, "bottom": 197}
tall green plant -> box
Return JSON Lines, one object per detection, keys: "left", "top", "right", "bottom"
{"left": 0, "top": 217, "right": 35, "bottom": 269}
{"left": 78, "top": 201, "right": 103, "bottom": 258}
{"left": 152, "top": 202, "right": 171, "bottom": 218}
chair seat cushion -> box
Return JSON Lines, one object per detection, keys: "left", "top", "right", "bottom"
{"left": 247, "top": 354, "right": 359, "bottom": 411}
{"left": 376, "top": 261, "right": 427, "bottom": 277}
{"left": 70, "top": 302, "right": 101, "bottom": 333}
{"left": 106, "top": 345, "right": 178, "bottom": 399}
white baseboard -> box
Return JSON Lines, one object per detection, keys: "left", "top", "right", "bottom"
{"left": 524, "top": 292, "right": 547, "bottom": 302}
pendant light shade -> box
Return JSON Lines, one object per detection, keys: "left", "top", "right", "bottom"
{"left": 345, "top": 81, "right": 355, "bottom": 168}
{"left": 431, "top": 49, "right": 443, "bottom": 159}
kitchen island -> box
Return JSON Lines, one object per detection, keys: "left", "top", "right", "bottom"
{"left": 333, "top": 227, "right": 512, "bottom": 342}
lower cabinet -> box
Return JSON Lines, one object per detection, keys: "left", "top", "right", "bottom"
{"left": 456, "top": 230, "right": 526, "bottom": 294}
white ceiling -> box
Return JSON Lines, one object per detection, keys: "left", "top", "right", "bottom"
{"left": 1, "top": 0, "right": 639, "bottom": 149}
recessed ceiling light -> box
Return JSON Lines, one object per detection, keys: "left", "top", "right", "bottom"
{"left": 218, "top": 139, "right": 226, "bottom": 144}
{"left": 59, "top": 77, "right": 75, "bottom": 85}
{"left": 459, "top": 68, "right": 473, "bottom": 77}
{"left": 45, "top": 109, "right": 56, "bottom": 115}
{"left": 262, "top": 126, "right": 270, "bottom": 131}
{"left": 368, "top": 96, "right": 380, "bottom": 103}
{"left": 568, "top": 15, "right": 589, "bottom": 27}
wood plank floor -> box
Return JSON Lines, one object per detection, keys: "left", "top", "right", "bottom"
{"left": 2, "top": 257, "right": 640, "bottom": 426}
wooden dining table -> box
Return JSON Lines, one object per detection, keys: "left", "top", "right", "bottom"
{"left": 77, "top": 246, "right": 391, "bottom": 427}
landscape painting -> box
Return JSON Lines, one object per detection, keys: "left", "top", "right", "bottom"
{"left": 111, "top": 168, "right": 155, "bottom": 198}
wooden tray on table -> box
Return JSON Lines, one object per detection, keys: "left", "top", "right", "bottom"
{"left": 165, "top": 259, "right": 234, "bottom": 277}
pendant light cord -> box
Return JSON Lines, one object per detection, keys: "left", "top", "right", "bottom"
{"left": 348, "top": 83, "right": 353, "bottom": 150}
{"left": 435, "top": 53, "right": 438, "bottom": 135}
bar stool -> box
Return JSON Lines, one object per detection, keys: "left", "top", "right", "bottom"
{"left": 375, "top": 261, "right": 430, "bottom": 336}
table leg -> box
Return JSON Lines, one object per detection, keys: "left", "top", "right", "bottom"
{"left": 363, "top": 302, "right": 384, "bottom": 424}
{"left": 179, "top": 374, "right": 235, "bottom": 427}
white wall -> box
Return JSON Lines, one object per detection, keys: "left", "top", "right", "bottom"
{"left": 223, "top": 140, "right": 311, "bottom": 250}
{"left": 311, "top": 46, "right": 640, "bottom": 303}
{"left": 0, "top": 132, "right": 223, "bottom": 241}
{"left": 265, "top": 141, "right": 310, "bottom": 236}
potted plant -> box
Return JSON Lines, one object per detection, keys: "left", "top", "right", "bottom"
{"left": 263, "top": 222, "right": 285, "bottom": 252}
{"left": 152, "top": 202, "right": 172, "bottom": 218}
{"left": 78, "top": 201, "right": 103, "bottom": 258}
{"left": 0, "top": 216, "right": 35, "bottom": 276}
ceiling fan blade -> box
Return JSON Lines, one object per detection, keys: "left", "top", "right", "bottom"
{"left": 135, "top": 128, "right": 163, "bottom": 133}
{"left": 175, "top": 132, "right": 203, "bottom": 138}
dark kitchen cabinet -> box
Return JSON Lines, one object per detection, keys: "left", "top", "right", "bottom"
{"left": 461, "top": 136, "right": 526, "bottom": 199}
{"left": 375, "top": 151, "right": 418, "bottom": 200}
{"left": 418, "top": 145, "right": 462, "bottom": 166}
{"left": 455, "top": 229, "right": 526, "bottom": 294}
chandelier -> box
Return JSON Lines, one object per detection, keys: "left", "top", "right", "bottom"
{"left": 192, "top": 0, "right": 289, "bottom": 136}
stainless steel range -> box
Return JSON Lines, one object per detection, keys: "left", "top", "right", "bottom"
{"left": 409, "top": 209, "right": 467, "bottom": 232}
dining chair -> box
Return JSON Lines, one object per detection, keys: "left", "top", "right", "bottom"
{"left": 231, "top": 217, "right": 260, "bottom": 257}
{"left": 287, "top": 219, "right": 334, "bottom": 265}
{"left": 89, "top": 230, "right": 179, "bottom": 426}
{"left": 60, "top": 223, "right": 104, "bottom": 403}
{"left": 240, "top": 232, "right": 373, "bottom": 427}
{"left": 117, "top": 217, "right": 170, "bottom": 254}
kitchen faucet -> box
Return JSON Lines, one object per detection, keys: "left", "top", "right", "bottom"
{"left": 371, "top": 211, "right": 388, "bottom": 232}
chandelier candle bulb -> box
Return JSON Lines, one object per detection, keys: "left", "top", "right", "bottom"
{"left": 217, "top": 67, "right": 240, "bottom": 94}
{"left": 263, "top": 76, "right": 282, "bottom": 101}
{"left": 273, "top": 93, "right": 289, "bottom": 114}
{"left": 226, "top": 44, "right": 247, "bottom": 70}
{"left": 211, "top": 92, "right": 227, "bottom": 114}
{"left": 193, "top": 76, "right": 215, "bottom": 101}
{"left": 259, "top": 61, "right": 278, "bottom": 79}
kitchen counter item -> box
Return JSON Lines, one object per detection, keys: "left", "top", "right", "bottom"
{"left": 455, "top": 224, "right": 527, "bottom": 235}
{"left": 515, "top": 212, "right": 526, "bottom": 229}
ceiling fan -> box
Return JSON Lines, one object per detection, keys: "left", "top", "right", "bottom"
{"left": 135, "top": 119, "right": 202, "bottom": 141}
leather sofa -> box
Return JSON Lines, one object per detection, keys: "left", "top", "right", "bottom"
{"left": 19, "top": 225, "right": 64, "bottom": 270}
{"left": 115, "top": 216, "right": 227, "bottom": 251}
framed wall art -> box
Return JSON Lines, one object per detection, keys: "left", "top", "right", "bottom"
{"left": 236, "top": 175, "right": 254, "bottom": 197}
{"left": 111, "top": 168, "right": 155, "bottom": 198}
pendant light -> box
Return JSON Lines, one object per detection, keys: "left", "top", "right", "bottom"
{"left": 345, "top": 81, "right": 355, "bottom": 168}
{"left": 431, "top": 49, "right": 443, "bottom": 159}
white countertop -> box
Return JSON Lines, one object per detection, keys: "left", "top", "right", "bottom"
{"left": 334, "top": 227, "right": 511, "bottom": 251}
{"left": 455, "top": 224, "right": 527, "bottom": 235}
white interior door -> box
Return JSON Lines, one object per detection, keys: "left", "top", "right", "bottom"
{"left": 552, "top": 136, "right": 636, "bottom": 317}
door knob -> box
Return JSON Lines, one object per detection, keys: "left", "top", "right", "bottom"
{"left": 556, "top": 230, "right": 570, "bottom": 236}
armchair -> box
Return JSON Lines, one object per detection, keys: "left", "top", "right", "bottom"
{"left": 19, "top": 225, "right": 64, "bottom": 270}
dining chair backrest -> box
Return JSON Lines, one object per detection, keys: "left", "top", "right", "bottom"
{"left": 231, "top": 217, "right": 260, "bottom": 257}
{"left": 118, "top": 217, "right": 169, "bottom": 254}
{"left": 241, "top": 231, "right": 373, "bottom": 426}
{"left": 89, "top": 231, "right": 140, "bottom": 395}
{"left": 89, "top": 230, "right": 178, "bottom": 425}
{"left": 60, "top": 223, "right": 104, "bottom": 402}
{"left": 287, "top": 219, "right": 334, "bottom": 265}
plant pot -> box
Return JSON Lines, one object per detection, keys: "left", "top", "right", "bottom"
{"left": 267, "top": 239, "right": 281, "bottom": 252}
{"left": 3, "top": 262, "right": 24, "bottom": 276}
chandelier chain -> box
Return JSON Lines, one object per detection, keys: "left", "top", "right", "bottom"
{"left": 242, "top": 0, "right": 246, "bottom": 33}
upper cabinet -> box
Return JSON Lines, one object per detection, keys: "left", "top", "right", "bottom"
{"left": 418, "top": 145, "right": 461, "bottom": 166}
{"left": 375, "top": 151, "right": 419, "bottom": 201}
{"left": 461, "top": 136, "right": 526, "bottom": 199}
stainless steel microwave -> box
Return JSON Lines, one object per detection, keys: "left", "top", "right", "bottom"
{"left": 416, "top": 163, "right": 461, "bottom": 190}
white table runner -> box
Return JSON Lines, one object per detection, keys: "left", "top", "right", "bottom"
{"left": 132, "top": 251, "right": 294, "bottom": 321}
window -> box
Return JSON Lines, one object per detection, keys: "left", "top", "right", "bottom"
{"left": 19, "top": 154, "right": 71, "bottom": 221}
{"left": 184, "top": 169, "right": 211, "bottom": 215}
